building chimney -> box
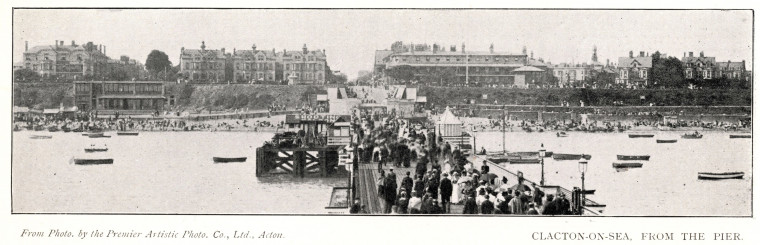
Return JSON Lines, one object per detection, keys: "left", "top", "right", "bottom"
{"left": 531, "top": 51, "right": 534, "bottom": 59}
{"left": 55, "top": 40, "right": 59, "bottom": 47}
{"left": 699, "top": 51, "right": 704, "bottom": 57}
{"left": 450, "top": 45, "right": 456, "bottom": 52}
{"left": 201, "top": 41, "right": 206, "bottom": 50}
{"left": 181, "top": 47, "right": 185, "bottom": 52}
{"left": 71, "top": 40, "right": 75, "bottom": 46}
{"left": 689, "top": 52, "right": 693, "bottom": 57}
{"left": 461, "top": 43, "right": 466, "bottom": 54}
{"left": 221, "top": 48, "right": 225, "bottom": 54}
{"left": 683, "top": 52, "right": 686, "bottom": 57}
{"left": 303, "top": 44, "right": 308, "bottom": 54}
{"left": 639, "top": 51, "right": 645, "bottom": 57}
{"left": 252, "top": 44, "right": 256, "bottom": 51}
{"left": 60, "top": 41, "right": 64, "bottom": 46}
{"left": 489, "top": 43, "right": 494, "bottom": 54}
{"left": 323, "top": 49, "right": 326, "bottom": 55}
{"left": 104, "top": 45, "right": 106, "bottom": 55}
{"left": 629, "top": 51, "right": 633, "bottom": 58}
{"left": 411, "top": 43, "right": 414, "bottom": 54}
{"left": 606, "top": 59, "right": 610, "bottom": 66}
{"left": 25, "top": 41, "right": 28, "bottom": 51}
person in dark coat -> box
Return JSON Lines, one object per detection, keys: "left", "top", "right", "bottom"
{"left": 480, "top": 161, "right": 490, "bottom": 175}
{"left": 496, "top": 192, "right": 511, "bottom": 214}
{"left": 426, "top": 174, "right": 440, "bottom": 198}
{"left": 532, "top": 183, "right": 545, "bottom": 207}
{"left": 462, "top": 195, "right": 478, "bottom": 214}
{"left": 542, "top": 194, "right": 557, "bottom": 215}
{"left": 557, "top": 193, "right": 571, "bottom": 215}
{"left": 349, "top": 198, "right": 362, "bottom": 214}
{"left": 429, "top": 199, "right": 443, "bottom": 214}
{"left": 439, "top": 173, "right": 453, "bottom": 213}
{"left": 396, "top": 193, "right": 409, "bottom": 214}
{"left": 400, "top": 172, "right": 414, "bottom": 198}
{"left": 480, "top": 195, "right": 495, "bottom": 214}
{"left": 420, "top": 193, "right": 434, "bottom": 214}
{"left": 383, "top": 170, "right": 398, "bottom": 214}
{"left": 413, "top": 175, "right": 426, "bottom": 197}
{"left": 526, "top": 203, "right": 540, "bottom": 215}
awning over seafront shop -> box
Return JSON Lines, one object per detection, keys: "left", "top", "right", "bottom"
{"left": 13, "top": 106, "right": 29, "bottom": 113}
{"left": 42, "top": 109, "right": 60, "bottom": 114}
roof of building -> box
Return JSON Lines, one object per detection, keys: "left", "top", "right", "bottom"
{"left": 618, "top": 56, "right": 653, "bottom": 68}
{"left": 392, "top": 51, "right": 525, "bottom": 56}
{"left": 527, "top": 58, "right": 549, "bottom": 67}
{"left": 681, "top": 56, "right": 716, "bottom": 65}
{"left": 717, "top": 61, "right": 745, "bottom": 70}
{"left": 25, "top": 44, "right": 88, "bottom": 54}
{"left": 182, "top": 49, "right": 226, "bottom": 59}
{"left": 280, "top": 49, "right": 326, "bottom": 58}
{"left": 233, "top": 49, "right": 278, "bottom": 58}
{"left": 512, "top": 66, "right": 545, "bottom": 72}
{"left": 437, "top": 107, "right": 462, "bottom": 125}
{"left": 375, "top": 50, "right": 394, "bottom": 65}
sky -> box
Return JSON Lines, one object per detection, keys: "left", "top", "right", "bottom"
{"left": 13, "top": 9, "right": 753, "bottom": 79}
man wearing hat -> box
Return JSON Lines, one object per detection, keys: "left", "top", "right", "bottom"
{"left": 532, "top": 183, "right": 545, "bottom": 207}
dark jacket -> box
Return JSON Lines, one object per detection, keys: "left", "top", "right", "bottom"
{"left": 350, "top": 203, "right": 362, "bottom": 214}
{"left": 543, "top": 200, "right": 559, "bottom": 215}
{"left": 463, "top": 197, "right": 478, "bottom": 214}
{"left": 401, "top": 176, "right": 414, "bottom": 196}
{"left": 439, "top": 178, "right": 453, "bottom": 198}
{"left": 497, "top": 199, "right": 510, "bottom": 214}
{"left": 413, "top": 180, "right": 425, "bottom": 196}
{"left": 480, "top": 199, "right": 495, "bottom": 214}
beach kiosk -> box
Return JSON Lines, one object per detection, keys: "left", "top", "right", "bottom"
{"left": 437, "top": 107, "right": 471, "bottom": 152}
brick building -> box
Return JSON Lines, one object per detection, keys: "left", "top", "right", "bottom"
{"left": 22, "top": 40, "right": 110, "bottom": 80}
{"left": 617, "top": 51, "right": 652, "bottom": 88}
{"left": 682, "top": 51, "right": 717, "bottom": 80}
{"left": 74, "top": 81, "right": 165, "bottom": 113}
{"left": 279, "top": 44, "right": 327, "bottom": 85}
{"left": 379, "top": 42, "right": 550, "bottom": 87}
{"left": 179, "top": 41, "right": 229, "bottom": 83}
{"left": 232, "top": 44, "right": 277, "bottom": 83}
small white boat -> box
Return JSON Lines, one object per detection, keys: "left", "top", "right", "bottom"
{"left": 698, "top": 172, "right": 744, "bottom": 180}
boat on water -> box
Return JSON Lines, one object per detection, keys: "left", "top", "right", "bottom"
{"left": 613, "top": 162, "right": 643, "bottom": 168}
{"left": 88, "top": 134, "right": 111, "bottom": 138}
{"left": 729, "top": 135, "right": 751, "bottom": 139}
{"left": 82, "top": 132, "right": 103, "bottom": 137}
{"left": 74, "top": 158, "right": 114, "bottom": 165}
{"left": 681, "top": 132, "right": 703, "bottom": 139}
{"left": 30, "top": 135, "right": 53, "bottom": 139}
{"left": 84, "top": 146, "right": 108, "bottom": 153}
{"left": 697, "top": 172, "right": 744, "bottom": 180}
{"left": 72, "top": 128, "right": 84, "bottom": 133}
{"left": 656, "top": 139, "right": 677, "bottom": 143}
{"left": 628, "top": 134, "right": 654, "bottom": 138}
{"left": 47, "top": 126, "right": 60, "bottom": 132}
{"left": 117, "top": 131, "right": 139, "bottom": 136}
{"left": 213, "top": 157, "right": 247, "bottom": 163}
{"left": 556, "top": 132, "right": 568, "bottom": 137}
{"left": 617, "top": 155, "right": 650, "bottom": 161}
{"left": 552, "top": 153, "right": 592, "bottom": 161}
{"left": 62, "top": 127, "right": 71, "bottom": 132}
{"left": 509, "top": 158, "right": 541, "bottom": 164}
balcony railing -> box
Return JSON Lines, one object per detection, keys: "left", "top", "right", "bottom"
{"left": 327, "top": 136, "right": 351, "bottom": 145}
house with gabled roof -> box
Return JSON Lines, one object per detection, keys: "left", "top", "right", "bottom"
{"left": 616, "top": 51, "right": 652, "bottom": 88}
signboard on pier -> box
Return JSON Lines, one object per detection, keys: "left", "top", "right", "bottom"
{"left": 286, "top": 114, "right": 350, "bottom": 124}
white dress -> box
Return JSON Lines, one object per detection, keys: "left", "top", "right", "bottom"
{"left": 450, "top": 179, "right": 461, "bottom": 204}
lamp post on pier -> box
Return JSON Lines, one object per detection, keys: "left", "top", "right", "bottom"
{"left": 578, "top": 159, "right": 588, "bottom": 215}
{"left": 539, "top": 143, "right": 546, "bottom": 186}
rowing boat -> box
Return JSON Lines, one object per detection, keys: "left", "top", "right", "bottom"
{"left": 213, "top": 157, "right": 248, "bottom": 163}
{"left": 30, "top": 135, "right": 53, "bottom": 139}
{"left": 656, "top": 139, "right": 677, "bottom": 143}
{"left": 628, "top": 134, "right": 654, "bottom": 138}
{"left": 509, "top": 158, "right": 541, "bottom": 164}
{"left": 729, "top": 135, "right": 751, "bottom": 139}
{"left": 617, "top": 155, "right": 650, "bottom": 161}
{"left": 117, "top": 131, "right": 139, "bottom": 136}
{"left": 552, "top": 153, "right": 592, "bottom": 161}
{"left": 74, "top": 158, "right": 114, "bottom": 165}
{"left": 612, "top": 162, "right": 643, "bottom": 168}
{"left": 697, "top": 172, "right": 744, "bottom": 180}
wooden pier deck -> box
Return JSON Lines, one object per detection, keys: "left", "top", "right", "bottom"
{"left": 354, "top": 161, "right": 464, "bottom": 214}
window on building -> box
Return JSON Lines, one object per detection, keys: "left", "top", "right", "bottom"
{"left": 485, "top": 58, "right": 489, "bottom": 62}
{"left": 426, "top": 57, "right": 430, "bottom": 62}
{"left": 446, "top": 58, "right": 450, "bottom": 61}
{"left": 416, "top": 57, "right": 420, "bottom": 61}
{"left": 402, "top": 58, "right": 407, "bottom": 62}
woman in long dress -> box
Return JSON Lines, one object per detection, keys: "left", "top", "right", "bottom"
{"left": 450, "top": 171, "right": 461, "bottom": 204}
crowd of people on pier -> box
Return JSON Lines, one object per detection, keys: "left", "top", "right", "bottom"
{"left": 348, "top": 111, "right": 576, "bottom": 215}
